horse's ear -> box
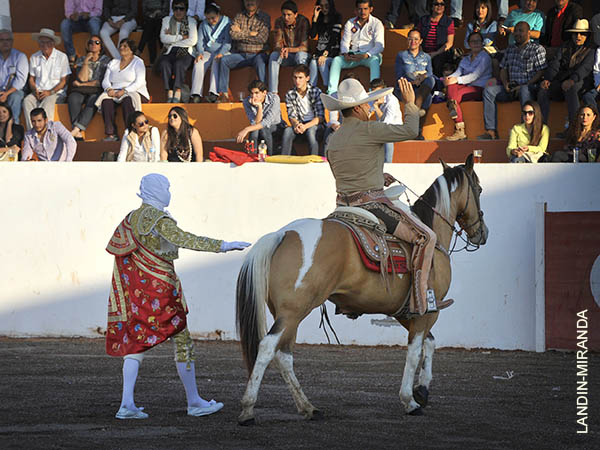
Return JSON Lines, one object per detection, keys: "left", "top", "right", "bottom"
{"left": 439, "top": 158, "right": 450, "bottom": 171}
{"left": 465, "top": 153, "right": 474, "bottom": 174}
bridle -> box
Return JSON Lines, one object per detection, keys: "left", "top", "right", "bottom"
{"left": 403, "top": 167, "right": 485, "bottom": 254}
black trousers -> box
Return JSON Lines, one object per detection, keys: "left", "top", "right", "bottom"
{"left": 159, "top": 51, "right": 194, "bottom": 90}
{"left": 138, "top": 16, "right": 163, "bottom": 63}
{"left": 101, "top": 97, "right": 134, "bottom": 136}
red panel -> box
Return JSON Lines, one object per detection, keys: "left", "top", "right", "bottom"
{"left": 545, "top": 212, "right": 600, "bottom": 350}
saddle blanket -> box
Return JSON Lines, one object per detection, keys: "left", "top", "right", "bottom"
{"left": 348, "top": 228, "right": 408, "bottom": 274}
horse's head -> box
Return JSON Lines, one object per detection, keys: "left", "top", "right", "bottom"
{"left": 441, "top": 154, "right": 489, "bottom": 246}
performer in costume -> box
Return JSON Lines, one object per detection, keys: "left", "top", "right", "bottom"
{"left": 321, "top": 78, "right": 453, "bottom": 316}
{"left": 105, "top": 173, "right": 250, "bottom": 419}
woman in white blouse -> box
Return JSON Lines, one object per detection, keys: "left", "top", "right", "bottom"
{"left": 118, "top": 111, "right": 161, "bottom": 162}
{"left": 159, "top": 0, "right": 198, "bottom": 103}
{"left": 97, "top": 39, "right": 150, "bottom": 141}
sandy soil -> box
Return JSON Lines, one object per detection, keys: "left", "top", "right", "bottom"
{"left": 0, "top": 338, "right": 597, "bottom": 449}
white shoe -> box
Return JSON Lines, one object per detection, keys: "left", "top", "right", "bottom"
{"left": 115, "top": 406, "right": 149, "bottom": 419}
{"left": 187, "top": 400, "right": 224, "bottom": 417}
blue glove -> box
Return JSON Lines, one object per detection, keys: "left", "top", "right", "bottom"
{"left": 220, "top": 241, "right": 251, "bottom": 252}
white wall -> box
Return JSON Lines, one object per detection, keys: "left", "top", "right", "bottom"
{"left": 0, "top": 162, "right": 597, "bottom": 350}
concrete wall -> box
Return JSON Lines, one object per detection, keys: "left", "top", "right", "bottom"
{"left": 0, "top": 162, "right": 597, "bottom": 350}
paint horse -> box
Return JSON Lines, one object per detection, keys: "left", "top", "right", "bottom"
{"left": 236, "top": 155, "right": 488, "bottom": 425}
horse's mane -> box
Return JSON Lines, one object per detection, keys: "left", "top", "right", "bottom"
{"left": 411, "top": 165, "right": 464, "bottom": 228}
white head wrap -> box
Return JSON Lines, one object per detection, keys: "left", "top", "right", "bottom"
{"left": 137, "top": 173, "right": 171, "bottom": 211}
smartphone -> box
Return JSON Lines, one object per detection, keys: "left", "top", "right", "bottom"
{"left": 500, "top": 24, "right": 509, "bottom": 29}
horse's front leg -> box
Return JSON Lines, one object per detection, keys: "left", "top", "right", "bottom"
{"left": 274, "top": 350, "right": 322, "bottom": 420}
{"left": 239, "top": 329, "right": 283, "bottom": 426}
{"left": 413, "top": 332, "right": 435, "bottom": 408}
{"left": 399, "top": 330, "right": 425, "bottom": 415}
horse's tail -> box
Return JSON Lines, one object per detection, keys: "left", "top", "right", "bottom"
{"left": 236, "top": 229, "right": 286, "bottom": 375}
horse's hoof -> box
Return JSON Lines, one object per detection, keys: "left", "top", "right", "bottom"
{"left": 408, "top": 407, "right": 424, "bottom": 416}
{"left": 238, "top": 417, "right": 256, "bottom": 426}
{"left": 413, "top": 385, "right": 429, "bottom": 408}
{"left": 309, "top": 409, "right": 324, "bottom": 421}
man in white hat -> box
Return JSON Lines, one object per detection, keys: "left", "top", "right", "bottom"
{"left": 321, "top": 78, "right": 450, "bottom": 316}
{"left": 23, "top": 28, "right": 71, "bottom": 130}
{"left": 106, "top": 173, "right": 251, "bottom": 419}
{"left": 538, "top": 19, "right": 594, "bottom": 128}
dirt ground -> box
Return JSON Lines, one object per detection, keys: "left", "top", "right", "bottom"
{"left": 0, "top": 338, "right": 597, "bottom": 450}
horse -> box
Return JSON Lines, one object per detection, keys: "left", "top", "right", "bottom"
{"left": 235, "top": 154, "right": 488, "bottom": 425}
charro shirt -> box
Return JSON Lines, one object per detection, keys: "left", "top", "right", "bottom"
{"left": 326, "top": 103, "right": 419, "bottom": 194}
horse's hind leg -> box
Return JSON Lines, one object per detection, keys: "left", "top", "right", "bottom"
{"left": 274, "top": 348, "right": 321, "bottom": 420}
{"left": 414, "top": 332, "right": 435, "bottom": 408}
{"left": 239, "top": 321, "right": 284, "bottom": 426}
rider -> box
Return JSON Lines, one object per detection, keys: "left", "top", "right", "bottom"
{"left": 321, "top": 78, "right": 452, "bottom": 316}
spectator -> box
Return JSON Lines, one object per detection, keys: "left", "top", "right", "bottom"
{"left": 159, "top": 0, "right": 198, "bottom": 103}
{"left": 417, "top": 0, "right": 456, "bottom": 78}
{"left": 60, "top": 0, "right": 103, "bottom": 64}
{"left": 551, "top": 104, "right": 600, "bottom": 162}
{"left": 100, "top": 0, "right": 138, "bottom": 59}
{"left": 67, "top": 35, "right": 110, "bottom": 141}
{"left": 236, "top": 80, "right": 281, "bottom": 154}
{"left": 217, "top": 0, "right": 270, "bottom": 103}
{"left": 479, "top": 22, "right": 546, "bottom": 140}
{"left": 308, "top": 0, "right": 342, "bottom": 90}
{"left": 281, "top": 64, "right": 325, "bottom": 156}
{"left": 370, "top": 78, "right": 403, "bottom": 162}
{"left": 97, "top": 39, "right": 149, "bottom": 141}
{"left": 160, "top": 106, "right": 203, "bottom": 161}
{"left": 323, "top": 71, "right": 359, "bottom": 147}
{"left": 22, "top": 108, "right": 77, "bottom": 161}
{"left": 444, "top": 31, "right": 492, "bottom": 140}
{"left": 537, "top": 19, "right": 594, "bottom": 131}
{"left": 118, "top": 111, "right": 161, "bottom": 161}
{"left": 0, "top": 29, "right": 28, "bottom": 124}
{"left": 268, "top": 1, "right": 312, "bottom": 95}
{"left": 327, "top": 0, "right": 385, "bottom": 94}
{"left": 23, "top": 29, "right": 71, "bottom": 130}
{"left": 138, "top": 0, "right": 170, "bottom": 65}
{"left": 171, "top": 0, "right": 206, "bottom": 22}
{"left": 541, "top": 0, "right": 582, "bottom": 60}
{"left": 395, "top": 28, "right": 435, "bottom": 138}
{"left": 191, "top": 2, "right": 231, "bottom": 103}
{"left": 506, "top": 100, "right": 549, "bottom": 162}
{"left": 582, "top": 48, "right": 600, "bottom": 108}
{"left": 0, "top": 101, "right": 24, "bottom": 161}
{"left": 499, "top": 0, "right": 544, "bottom": 47}
{"left": 464, "top": 0, "right": 498, "bottom": 50}
{"left": 385, "top": 1, "right": 427, "bottom": 30}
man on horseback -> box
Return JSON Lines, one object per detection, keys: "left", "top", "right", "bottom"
{"left": 321, "top": 78, "right": 452, "bottom": 316}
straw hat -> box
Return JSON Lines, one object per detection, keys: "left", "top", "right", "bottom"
{"left": 32, "top": 28, "right": 61, "bottom": 45}
{"left": 320, "top": 79, "right": 393, "bottom": 111}
{"left": 566, "top": 19, "right": 591, "bottom": 33}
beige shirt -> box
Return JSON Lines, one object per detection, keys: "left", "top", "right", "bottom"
{"left": 326, "top": 103, "right": 419, "bottom": 193}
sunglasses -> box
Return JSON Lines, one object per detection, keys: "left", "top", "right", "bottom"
{"left": 433, "top": 2, "right": 445, "bottom": 6}
{"left": 173, "top": 6, "right": 186, "bottom": 11}
{"left": 169, "top": 114, "right": 179, "bottom": 119}
{"left": 136, "top": 119, "right": 149, "bottom": 126}
{"left": 88, "top": 39, "right": 101, "bottom": 45}
{"left": 522, "top": 110, "right": 534, "bottom": 115}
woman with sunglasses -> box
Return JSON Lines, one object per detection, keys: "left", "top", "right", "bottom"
{"left": 417, "top": 0, "right": 455, "bottom": 78}
{"left": 67, "top": 36, "right": 110, "bottom": 141}
{"left": 117, "top": 111, "right": 160, "bottom": 161}
{"left": 160, "top": 106, "right": 203, "bottom": 162}
{"left": 506, "top": 100, "right": 548, "bottom": 163}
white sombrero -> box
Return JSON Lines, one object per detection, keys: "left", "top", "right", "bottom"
{"left": 32, "top": 28, "right": 61, "bottom": 45}
{"left": 566, "top": 19, "right": 591, "bottom": 33}
{"left": 320, "top": 78, "right": 393, "bottom": 111}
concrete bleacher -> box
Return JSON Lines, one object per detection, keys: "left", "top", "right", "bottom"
{"left": 10, "top": 0, "right": 593, "bottom": 162}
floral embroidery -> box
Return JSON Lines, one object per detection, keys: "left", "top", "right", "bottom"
{"left": 131, "top": 304, "right": 139, "bottom": 314}
{"left": 151, "top": 299, "right": 160, "bottom": 311}
{"left": 171, "top": 316, "right": 181, "bottom": 327}
{"left": 146, "top": 335, "right": 158, "bottom": 345}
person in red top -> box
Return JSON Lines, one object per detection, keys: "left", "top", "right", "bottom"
{"left": 541, "top": 0, "right": 583, "bottom": 60}
{"left": 417, "top": 0, "right": 455, "bottom": 77}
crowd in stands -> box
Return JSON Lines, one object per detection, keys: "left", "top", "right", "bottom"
{"left": 0, "top": 0, "right": 599, "bottom": 163}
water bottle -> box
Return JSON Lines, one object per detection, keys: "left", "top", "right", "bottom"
{"left": 149, "top": 146, "right": 156, "bottom": 162}
{"left": 573, "top": 146, "right": 580, "bottom": 164}
{"left": 258, "top": 140, "right": 267, "bottom": 162}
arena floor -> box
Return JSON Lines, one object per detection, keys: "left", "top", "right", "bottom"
{"left": 0, "top": 338, "right": 597, "bottom": 449}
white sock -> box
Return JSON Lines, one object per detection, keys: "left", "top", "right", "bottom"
{"left": 176, "top": 361, "right": 211, "bottom": 408}
{"left": 120, "top": 358, "right": 140, "bottom": 410}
